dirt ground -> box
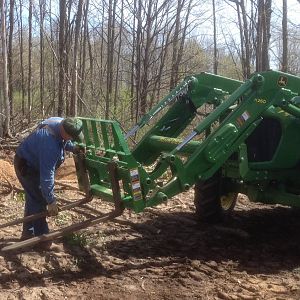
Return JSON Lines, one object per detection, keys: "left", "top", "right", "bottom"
{"left": 0, "top": 152, "right": 300, "bottom": 299}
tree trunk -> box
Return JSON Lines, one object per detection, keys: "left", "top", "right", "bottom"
{"left": 140, "top": 0, "right": 153, "bottom": 115}
{"left": 39, "top": 0, "right": 45, "bottom": 117}
{"left": 8, "top": 0, "right": 14, "bottom": 118}
{"left": 70, "top": 0, "right": 84, "bottom": 116}
{"left": 58, "top": 0, "right": 66, "bottom": 116}
{"left": 175, "top": 0, "right": 192, "bottom": 85}
{"left": 49, "top": 0, "right": 56, "bottom": 114}
{"left": 27, "top": 0, "right": 32, "bottom": 122}
{"left": 0, "top": 0, "right": 11, "bottom": 136}
{"left": 256, "top": 0, "right": 272, "bottom": 71}
{"left": 65, "top": 3, "right": 72, "bottom": 116}
{"left": 256, "top": 0, "right": 263, "bottom": 71}
{"left": 134, "top": 0, "right": 142, "bottom": 122}
{"left": 169, "top": 0, "right": 183, "bottom": 90}
{"left": 18, "top": 0, "right": 25, "bottom": 115}
{"left": 105, "top": 0, "right": 117, "bottom": 118}
{"left": 79, "top": 0, "right": 89, "bottom": 115}
{"left": 281, "top": 0, "right": 287, "bottom": 72}
{"left": 262, "top": 0, "right": 272, "bottom": 70}
{"left": 130, "top": 0, "right": 137, "bottom": 122}
{"left": 213, "top": 0, "right": 218, "bottom": 74}
{"left": 113, "top": 0, "right": 124, "bottom": 116}
{"left": 241, "top": 0, "right": 251, "bottom": 78}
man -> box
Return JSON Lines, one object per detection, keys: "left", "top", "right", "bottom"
{"left": 14, "top": 117, "right": 84, "bottom": 243}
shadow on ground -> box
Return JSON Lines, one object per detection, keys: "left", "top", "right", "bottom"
{"left": 1, "top": 205, "right": 300, "bottom": 287}
{"left": 104, "top": 205, "right": 300, "bottom": 274}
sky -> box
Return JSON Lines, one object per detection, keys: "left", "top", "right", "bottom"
{"left": 273, "top": 0, "right": 300, "bottom": 25}
{"left": 195, "top": 0, "right": 300, "bottom": 70}
{"left": 210, "top": 0, "right": 300, "bottom": 43}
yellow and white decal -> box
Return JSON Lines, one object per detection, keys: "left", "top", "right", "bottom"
{"left": 130, "top": 168, "right": 142, "bottom": 201}
{"left": 277, "top": 76, "right": 288, "bottom": 87}
{"left": 255, "top": 98, "right": 267, "bottom": 104}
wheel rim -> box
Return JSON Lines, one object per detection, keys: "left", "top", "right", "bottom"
{"left": 220, "top": 193, "right": 236, "bottom": 211}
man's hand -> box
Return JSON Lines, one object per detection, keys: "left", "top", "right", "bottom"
{"left": 47, "top": 201, "right": 58, "bottom": 216}
{"left": 73, "top": 144, "right": 86, "bottom": 154}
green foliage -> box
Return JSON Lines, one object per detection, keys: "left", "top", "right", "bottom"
{"left": 113, "top": 87, "right": 134, "bottom": 129}
{"left": 12, "top": 91, "right": 24, "bottom": 107}
{"left": 182, "top": 39, "right": 211, "bottom": 74}
{"left": 14, "top": 192, "right": 25, "bottom": 203}
{"left": 54, "top": 212, "right": 72, "bottom": 226}
{"left": 218, "top": 55, "right": 244, "bottom": 80}
{"left": 64, "top": 232, "right": 89, "bottom": 247}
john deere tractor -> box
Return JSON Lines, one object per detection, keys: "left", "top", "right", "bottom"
{"left": 75, "top": 70, "right": 300, "bottom": 222}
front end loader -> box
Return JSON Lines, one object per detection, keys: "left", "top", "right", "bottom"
{"left": 3, "top": 70, "right": 300, "bottom": 251}
{"left": 76, "top": 70, "right": 300, "bottom": 219}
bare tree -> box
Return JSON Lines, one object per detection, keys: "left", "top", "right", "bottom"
{"left": 39, "top": 0, "right": 46, "bottom": 116}
{"left": 49, "top": 0, "right": 56, "bottom": 115}
{"left": 18, "top": 0, "right": 25, "bottom": 115}
{"left": 0, "top": 0, "right": 11, "bottom": 136}
{"left": 28, "top": 0, "right": 33, "bottom": 122}
{"left": 281, "top": 0, "right": 287, "bottom": 72}
{"left": 8, "top": 0, "right": 14, "bottom": 117}
{"left": 170, "top": 0, "right": 184, "bottom": 90}
{"left": 134, "top": 0, "right": 142, "bottom": 121}
{"left": 213, "top": 0, "right": 218, "bottom": 74}
{"left": 113, "top": 0, "right": 124, "bottom": 115}
{"left": 2, "top": 0, "right": 294, "bottom": 135}
{"left": 105, "top": 0, "right": 117, "bottom": 118}
{"left": 227, "top": 0, "right": 251, "bottom": 78}
{"left": 79, "top": 0, "right": 90, "bottom": 114}
{"left": 239, "top": 0, "right": 251, "bottom": 77}
{"left": 58, "top": 0, "right": 67, "bottom": 116}
{"left": 256, "top": 0, "right": 272, "bottom": 71}
{"left": 70, "top": 0, "right": 85, "bottom": 116}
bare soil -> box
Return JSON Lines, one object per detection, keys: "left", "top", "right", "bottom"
{"left": 0, "top": 154, "right": 300, "bottom": 299}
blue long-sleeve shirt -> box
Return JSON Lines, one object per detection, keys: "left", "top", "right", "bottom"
{"left": 16, "top": 117, "right": 75, "bottom": 204}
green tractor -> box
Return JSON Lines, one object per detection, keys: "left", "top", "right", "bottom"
{"left": 76, "top": 70, "right": 300, "bottom": 221}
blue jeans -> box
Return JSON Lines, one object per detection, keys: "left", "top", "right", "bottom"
{"left": 14, "top": 155, "right": 49, "bottom": 236}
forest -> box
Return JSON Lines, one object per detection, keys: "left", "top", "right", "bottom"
{"left": 0, "top": 0, "right": 299, "bottom": 137}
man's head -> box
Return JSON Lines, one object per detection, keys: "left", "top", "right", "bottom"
{"left": 61, "top": 118, "right": 84, "bottom": 142}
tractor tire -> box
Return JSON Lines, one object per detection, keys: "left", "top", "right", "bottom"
{"left": 194, "top": 175, "right": 237, "bottom": 223}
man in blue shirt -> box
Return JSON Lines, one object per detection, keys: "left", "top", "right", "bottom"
{"left": 14, "top": 117, "right": 84, "bottom": 244}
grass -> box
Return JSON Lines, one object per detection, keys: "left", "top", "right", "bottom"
{"left": 54, "top": 211, "right": 72, "bottom": 226}
{"left": 64, "top": 232, "right": 89, "bottom": 247}
{"left": 13, "top": 191, "right": 25, "bottom": 203}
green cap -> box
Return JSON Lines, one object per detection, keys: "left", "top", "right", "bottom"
{"left": 62, "top": 117, "right": 84, "bottom": 142}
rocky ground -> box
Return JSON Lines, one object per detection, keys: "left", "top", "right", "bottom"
{"left": 0, "top": 152, "right": 300, "bottom": 299}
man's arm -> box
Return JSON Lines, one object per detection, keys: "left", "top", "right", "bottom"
{"left": 65, "top": 140, "right": 75, "bottom": 152}
{"left": 38, "top": 130, "right": 60, "bottom": 204}
{"left": 65, "top": 140, "right": 85, "bottom": 154}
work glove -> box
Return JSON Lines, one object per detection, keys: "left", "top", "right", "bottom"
{"left": 73, "top": 144, "right": 86, "bottom": 154}
{"left": 47, "top": 201, "right": 59, "bottom": 216}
